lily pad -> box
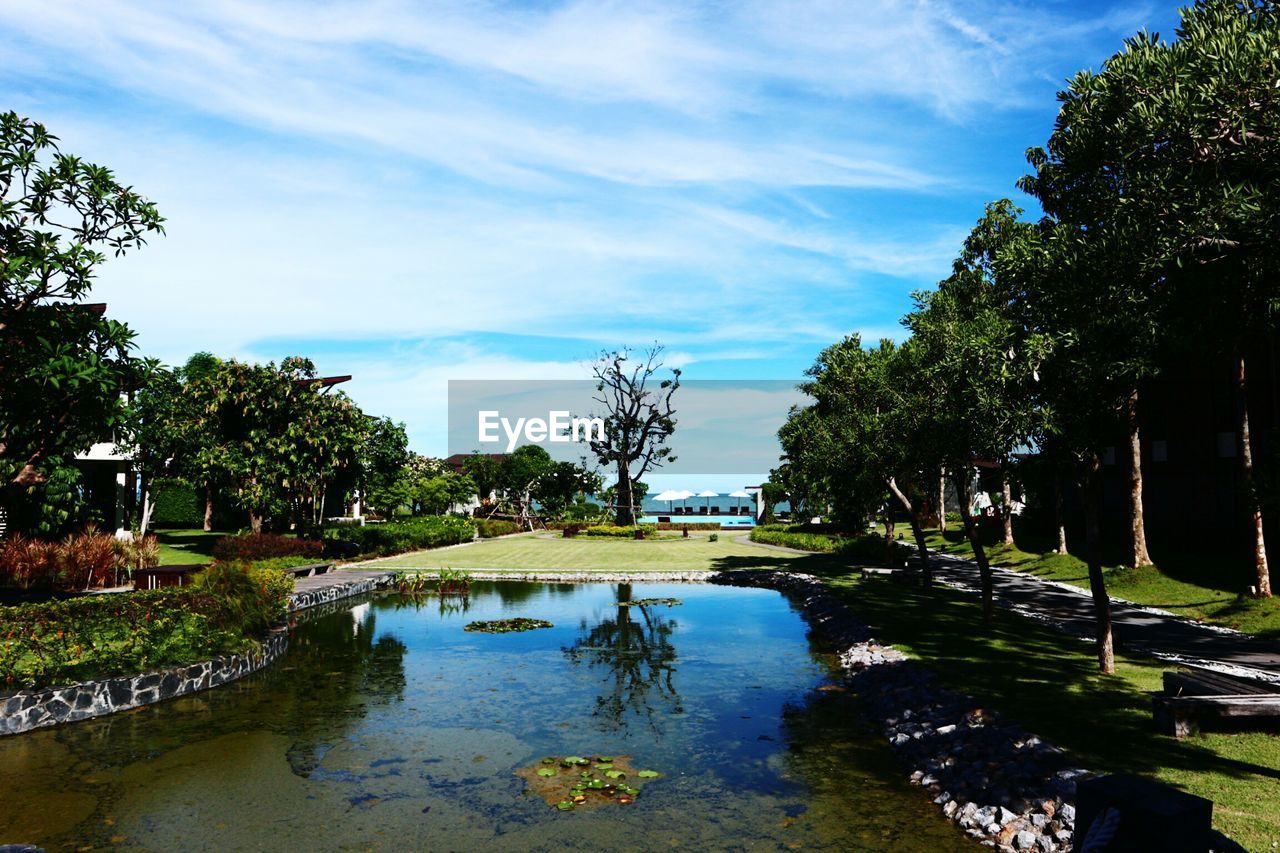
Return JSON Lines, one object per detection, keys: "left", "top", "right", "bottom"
{"left": 516, "top": 754, "right": 662, "bottom": 811}
{"left": 614, "top": 598, "right": 683, "bottom": 608}
{"left": 637, "top": 770, "right": 661, "bottom": 779}
{"left": 464, "top": 618, "right": 554, "bottom": 633}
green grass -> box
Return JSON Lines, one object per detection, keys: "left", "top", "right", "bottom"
{"left": 365, "top": 530, "right": 801, "bottom": 573}
{"left": 372, "top": 530, "right": 1280, "bottom": 848}
{"left": 913, "top": 527, "right": 1280, "bottom": 639}
{"left": 154, "top": 528, "right": 223, "bottom": 566}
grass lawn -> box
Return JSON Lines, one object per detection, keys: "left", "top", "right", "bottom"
{"left": 365, "top": 530, "right": 802, "bottom": 573}
{"left": 910, "top": 526, "right": 1280, "bottom": 639}
{"left": 153, "top": 528, "right": 223, "bottom": 566}
{"left": 377, "top": 531, "right": 1280, "bottom": 847}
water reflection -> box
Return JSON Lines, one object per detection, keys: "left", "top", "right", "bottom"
{"left": 563, "top": 583, "right": 682, "bottom": 732}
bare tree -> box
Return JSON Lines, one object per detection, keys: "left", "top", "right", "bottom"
{"left": 587, "top": 346, "right": 680, "bottom": 526}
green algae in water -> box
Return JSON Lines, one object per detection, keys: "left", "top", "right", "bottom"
{"left": 516, "top": 755, "right": 655, "bottom": 810}
{"left": 463, "top": 617, "right": 553, "bottom": 633}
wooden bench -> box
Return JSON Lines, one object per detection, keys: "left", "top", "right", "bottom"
{"left": 1153, "top": 668, "right": 1280, "bottom": 737}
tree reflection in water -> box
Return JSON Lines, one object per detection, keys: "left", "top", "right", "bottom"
{"left": 563, "top": 583, "right": 682, "bottom": 732}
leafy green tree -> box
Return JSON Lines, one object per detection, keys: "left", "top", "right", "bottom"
{"left": 1022, "top": 0, "right": 1280, "bottom": 594}
{"left": 587, "top": 346, "right": 680, "bottom": 525}
{"left": 0, "top": 111, "right": 163, "bottom": 523}
{"left": 905, "top": 202, "right": 1049, "bottom": 614}
{"left": 184, "top": 357, "right": 365, "bottom": 532}
{"left": 534, "top": 460, "right": 603, "bottom": 519}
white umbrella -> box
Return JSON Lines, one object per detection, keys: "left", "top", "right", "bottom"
{"left": 675, "top": 489, "right": 695, "bottom": 514}
{"left": 652, "top": 489, "right": 682, "bottom": 515}
{"left": 728, "top": 489, "right": 751, "bottom": 516}
{"left": 696, "top": 489, "right": 719, "bottom": 515}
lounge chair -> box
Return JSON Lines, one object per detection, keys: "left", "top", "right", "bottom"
{"left": 710, "top": 506, "right": 720, "bottom": 514}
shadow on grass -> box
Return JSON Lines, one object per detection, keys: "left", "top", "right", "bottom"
{"left": 155, "top": 529, "right": 222, "bottom": 561}
{"left": 714, "top": 549, "right": 1280, "bottom": 791}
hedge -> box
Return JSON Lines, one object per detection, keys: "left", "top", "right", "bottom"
{"left": 580, "top": 524, "right": 657, "bottom": 539}
{"left": 148, "top": 479, "right": 204, "bottom": 527}
{"left": 749, "top": 525, "right": 914, "bottom": 566}
{"left": 325, "top": 516, "right": 475, "bottom": 558}
{"left": 212, "top": 533, "right": 324, "bottom": 562}
{"left": 475, "top": 519, "right": 520, "bottom": 538}
{"left": 0, "top": 562, "right": 293, "bottom": 690}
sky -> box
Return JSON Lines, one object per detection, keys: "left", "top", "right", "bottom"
{"left": 0, "top": 0, "right": 1181, "bottom": 486}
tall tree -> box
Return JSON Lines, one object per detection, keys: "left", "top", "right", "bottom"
{"left": 906, "top": 202, "right": 1049, "bottom": 618}
{"left": 0, "top": 112, "right": 163, "bottom": 520}
{"left": 587, "top": 346, "right": 680, "bottom": 526}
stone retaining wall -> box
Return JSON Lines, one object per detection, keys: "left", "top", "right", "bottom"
{"left": 0, "top": 629, "right": 289, "bottom": 737}
{"left": 288, "top": 572, "right": 395, "bottom": 611}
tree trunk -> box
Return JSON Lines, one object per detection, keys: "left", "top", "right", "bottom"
{"left": 938, "top": 467, "right": 947, "bottom": 533}
{"left": 1237, "top": 354, "right": 1272, "bottom": 597}
{"left": 248, "top": 508, "right": 262, "bottom": 534}
{"left": 954, "top": 472, "right": 994, "bottom": 623}
{"left": 203, "top": 485, "right": 214, "bottom": 532}
{"left": 881, "top": 511, "right": 895, "bottom": 564}
{"left": 139, "top": 475, "right": 154, "bottom": 536}
{"left": 999, "top": 466, "right": 1015, "bottom": 547}
{"left": 887, "top": 477, "right": 932, "bottom": 587}
{"left": 1053, "top": 471, "right": 1068, "bottom": 555}
{"left": 1126, "top": 388, "right": 1152, "bottom": 568}
{"left": 615, "top": 463, "right": 635, "bottom": 526}
{"left": 1083, "top": 453, "right": 1116, "bottom": 673}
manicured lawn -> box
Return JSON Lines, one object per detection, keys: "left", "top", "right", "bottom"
{"left": 154, "top": 528, "right": 223, "bottom": 566}
{"left": 375, "top": 531, "right": 1280, "bottom": 847}
{"left": 366, "top": 531, "right": 806, "bottom": 573}
{"left": 914, "top": 527, "right": 1280, "bottom": 639}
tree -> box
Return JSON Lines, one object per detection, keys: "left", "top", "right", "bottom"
{"left": 587, "top": 346, "right": 680, "bottom": 526}
{"left": 534, "top": 460, "right": 603, "bottom": 519}
{"left": 1022, "top": 0, "right": 1280, "bottom": 591}
{"left": 184, "top": 357, "right": 365, "bottom": 532}
{"left": 795, "top": 335, "right": 939, "bottom": 584}
{"left": 905, "top": 204, "right": 1049, "bottom": 611}
{"left": 0, "top": 111, "right": 163, "bottom": 521}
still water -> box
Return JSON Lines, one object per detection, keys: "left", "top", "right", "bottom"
{"left": 0, "top": 582, "right": 969, "bottom": 851}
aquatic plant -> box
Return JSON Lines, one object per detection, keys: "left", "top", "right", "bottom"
{"left": 463, "top": 618, "right": 553, "bottom": 633}
{"left": 515, "top": 754, "right": 661, "bottom": 811}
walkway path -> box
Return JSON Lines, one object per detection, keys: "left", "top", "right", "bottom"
{"left": 733, "top": 535, "right": 1280, "bottom": 682}
{"left": 924, "top": 552, "right": 1280, "bottom": 681}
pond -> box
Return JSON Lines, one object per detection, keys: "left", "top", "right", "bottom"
{"left": 0, "top": 581, "right": 969, "bottom": 850}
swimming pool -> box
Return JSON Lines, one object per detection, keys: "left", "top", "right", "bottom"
{"left": 639, "top": 515, "right": 755, "bottom": 527}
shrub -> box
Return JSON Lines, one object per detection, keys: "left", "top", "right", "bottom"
{"left": 212, "top": 533, "right": 323, "bottom": 562}
{"left": 0, "top": 562, "right": 293, "bottom": 690}
{"left": 475, "top": 519, "right": 520, "bottom": 538}
{"left": 0, "top": 529, "right": 149, "bottom": 592}
{"left": 245, "top": 555, "right": 326, "bottom": 572}
{"left": 709, "top": 533, "right": 719, "bottom": 542}
{"left": 324, "top": 516, "right": 475, "bottom": 558}
{"left": 561, "top": 524, "right": 583, "bottom": 539}
{"left": 148, "top": 479, "right": 203, "bottom": 527}
{"left": 582, "top": 524, "right": 656, "bottom": 539}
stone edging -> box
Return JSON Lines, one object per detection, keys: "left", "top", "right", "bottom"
{"left": 288, "top": 572, "right": 396, "bottom": 612}
{"left": 0, "top": 570, "right": 393, "bottom": 738}
{"left": 709, "top": 569, "right": 1085, "bottom": 853}
{"left": 0, "top": 630, "right": 289, "bottom": 738}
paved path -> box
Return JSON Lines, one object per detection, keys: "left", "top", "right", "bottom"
{"left": 734, "top": 534, "right": 1280, "bottom": 682}
{"left": 926, "top": 552, "right": 1280, "bottom": 681}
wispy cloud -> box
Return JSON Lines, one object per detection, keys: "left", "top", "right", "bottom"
{"left": 0, "top": 0, "right": 1174, "bottom": 456}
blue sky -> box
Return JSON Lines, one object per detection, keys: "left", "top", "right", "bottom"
{"left": 1, "top": 0, "right": 1179, "bottom": 474}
